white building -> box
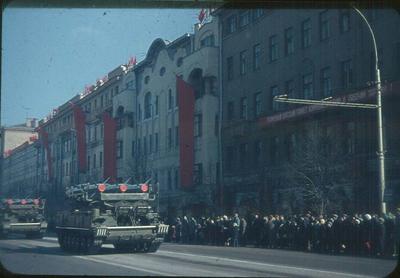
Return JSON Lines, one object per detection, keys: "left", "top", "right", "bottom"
{"left": 134, "top": 18, "right": 220, "bottom": 217}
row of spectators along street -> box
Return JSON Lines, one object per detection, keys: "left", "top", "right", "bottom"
{"left": 164, "top": 210, "right": 400, "bottom": 258}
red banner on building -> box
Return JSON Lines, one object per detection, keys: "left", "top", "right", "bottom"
{"left": 38, "top": 128, "right": 53, "bottom": 181}
{"left": 103, "top": 111, "right": 117, "bottom": 183}
{"left": 177, "top": 76, "right": 195, "bottom": 189}
{"left": 71, "top": 102, "right": 87, "bottom": 172}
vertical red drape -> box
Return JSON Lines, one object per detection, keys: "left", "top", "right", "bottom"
{"left": 102, "top": 111, "right": 117, "bottom": 183}
{"left": 39, "top": 128, "right": 53, "bottom": 181}
{"left": 177, "top": 76, "right": 195, "bottom": 189}
{"left": 71, "top": 103, "right": 87, "bottom": 173}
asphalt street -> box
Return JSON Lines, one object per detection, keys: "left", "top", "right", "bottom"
{"left": 0, "top": 236, "right": 397, "bottom": 277}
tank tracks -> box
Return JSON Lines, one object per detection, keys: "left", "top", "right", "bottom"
{"left": 57, "top": 230, "right": 102, "bottom": 254}
{"left": 113, "top": 240, "right": 161, "bottom": 253}
{"left": 57, "top": 229, "right": 162, "bottom": 254}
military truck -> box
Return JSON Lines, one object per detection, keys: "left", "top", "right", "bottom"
{"left": 55, "top": 180, "right": 169, "bottom": 254}
{"left": 0, "top": 198, "right": 47, "bottom": 239}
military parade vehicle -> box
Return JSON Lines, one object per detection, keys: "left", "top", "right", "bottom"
{"left": 0, "top": 198, "right": 47, "bottom": 239}
{"left": 55, "top": 180, "right": 169, "bottom": 254}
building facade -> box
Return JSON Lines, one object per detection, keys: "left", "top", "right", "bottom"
{"left": 134, "top": 18, "right": 221, "bottom": 218}
{"left": 216, "top": 8, "right": 400, "bottom": 215}
{"left": 0, "top": 119, "right": 38, "bottom": 195}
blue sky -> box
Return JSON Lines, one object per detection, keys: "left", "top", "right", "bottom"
{"left": 1, "top": 7, "right": 199, "bottom": 126}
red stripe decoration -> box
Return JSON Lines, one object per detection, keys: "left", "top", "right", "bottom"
{"left": 177, "top": 76, "right": 195, "bottom": 189}
{"left": 71, "top": 102, "right": 87, "bottom": 172}
{"left": 39, "top": 128, "right": 53, "bottom": 180}
{"left": 102, "top": 111, "right": 117, "bottom": 183}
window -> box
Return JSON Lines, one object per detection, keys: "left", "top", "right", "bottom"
{"left": 117, "top": 140, "right": 123, "bottom": 158}
{"left": 239, "top": 50, "right": 247, "bottom": 75}
{"left": 168, "top": 89, "right": 173, "bottom": 109}
{"left": 254, "top": 140, "right": 262, "bottom": 167}
{"left": 285, "top": 80, "right": 295, "bottom": 99}
{"left": 149, "top": 134, "right": 153, "bottom": 153}
{"left": 253, "top": 9, "right": 265, "bottom": 20}
{"left": 270, "top": 136, "right": 279, "bottom": 165}
{"left": 200, "top": 35, "right": 215, "bottom": 47}
{"left": 159, "top": 67, "right": 166, "bottom": 76}
{"left": 303, "top": 73, "right": 314, "bottom": 99}
{"left": 227, "top": 56, "right": 234, "bottom": 80}
{"left": 226, "top": 146, "right": 235, "bottom": 171}
{"left": 94, "top": 125, "right": 97, "bottom": 141}
{"left": 194, "top": 114, "right": 202, "bottom": 137}
{"left": 240, "top": 97, "right": 248, "bottom": 119}
{"left": 137, "top": 138, "right": 141, "bottom": 157}
{"left": 100, "top": 124, "right": 104, "bottom": 139}
{"left": 319, "top": 11, "right": 330, "bottom": 41}
{"left": 342, "top": 59, "right": 353, "bottom": 89}
{"left": 155, "top": 133, "right": 159, "bottom": 152}
{"left": 87, "top": 155, "right": 90, "bottom": 170}
{"left": 176, "top": 57, "right": 183, "bottom": 67}
{"left": 93, "top": 154, "right": 96, "bottom": 169}
{"left": 344, "top": 122, "right": 356, "bottom": 154}
{"left": 321, "top": 67, "right": 332, "bottom": 97}
{"left": 143, "top": 136, "right": 147, "bottom": 155}
{"left": 214, "top": 114, "right": 219, "bottom": 136}
{"left": 270, "top": 86, "right": 280, "bottom": 112}
{"left": 227, "top": 101, "right": 234, "bottom": 120}
{"left": 138, "top": 104, "right": 142, "bottom": 121}
{"left": 194, "top": 163, "right": 203, "bottom": 185}
{"left": 167, "top": 170, "right": 172, "bottom": 190}
{"left": 144, "top": 92, "right": 152, "bottom": 119}
{"left": 155, "top": 95, "right": 159, "bottom": 115}
{"left": 175, "top": 126, "right": 179, "bottom": 147}
{"left": 254, "top": 92, "right": 262, "bottom": 117}
{"left": 284, "top": 27, "right": 294, "bottom": 56}
{"left": 302, "top": 18, "right": 311, "bottom": 48}
{"left": 339, "top": 11, "right": 350, "bottom": 33}
{"left": 269, "top": 35, "right": 278, "bottom": 62}
{"left": 144, "top": 76, "right": 150, "bottom": 84}
{"left": 239, "top": 11, "right": 250, "bottom": 27}
{"left": 174, "top": 169, "right": 179, "bottom": 189}
{"left": 226, "top": 15, "right": 237, "bottom": 34}
{"left": 253, "top": 44, "right": 261, "bottom": 70}
{"left": 115, "top": 86, "right": 119, "bottom": 95}
{"left": 285, "top": 133, "right": 296, "bottom": 162}
{"left": 168, "top": 128, "right": 172, "bottom": 150}
{"left": 239, "top": 143, "right": 248, "bottom": 169}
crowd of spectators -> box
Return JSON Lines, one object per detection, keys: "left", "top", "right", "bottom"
{"left": 164, "top": 210, "right": 400, "bottom": 258}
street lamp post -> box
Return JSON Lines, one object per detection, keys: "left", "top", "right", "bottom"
{"left": 274, "top": 7, "right": 386, "bottom": 214}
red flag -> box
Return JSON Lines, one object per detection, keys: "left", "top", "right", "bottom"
{"left": 70, "top": 102, "right": 87, "bottom": 172}
{"left": 198, "top": 9, "right": 206, "bottom": 23}
{"left": 128, "top": 56, "right": 137, "bottom": 67}
{"left": 103, "top": 111, "right": 117, "bottom": 183}
{"left": 176, "top": 76, "right": 195, "bottom": 189}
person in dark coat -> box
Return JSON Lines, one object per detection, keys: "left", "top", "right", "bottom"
{"left": 374, "top": 217, "right": 386, "bottom": 256}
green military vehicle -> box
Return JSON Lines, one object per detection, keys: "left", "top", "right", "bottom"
{"left": 0, "top": 198, "right": 47, "bottom": 239}
{"left": 55, "top": 180, "right": 169, "bottom": 253}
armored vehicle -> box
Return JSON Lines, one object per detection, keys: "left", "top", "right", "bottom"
{"left": 55, "top": 181, "right": 169, "bottom": 253}
{"left": 0, "top": 198, "right": 47, "bottom": 239}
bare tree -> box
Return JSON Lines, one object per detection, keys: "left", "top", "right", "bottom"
{"left": 269, "top": 131, "right": 353, "bottom": 215}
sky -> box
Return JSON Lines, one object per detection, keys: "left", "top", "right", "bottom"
{"left": 1, "top": 6, "right": 199, "bottom": 126}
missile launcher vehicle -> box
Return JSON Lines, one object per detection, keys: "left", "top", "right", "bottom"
{"left": 55, "top": 180, "right": 169, "bottom": 253}
{"left": 0, "top": 198, "right": 47, "bottom": 239}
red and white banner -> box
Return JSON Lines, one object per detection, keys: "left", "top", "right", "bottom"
{"left": 38, "top": 127, "right": 53, "bottom": 181}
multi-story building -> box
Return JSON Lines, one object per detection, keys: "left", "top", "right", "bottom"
{"left": 0, "top": 119, "right": 38, "bottom": 195}
{"left": 35, "top": 64, "right": 136, "bottom": 213}
{"left": 215, "top": 8, "right": 400, "bottom": 214}
{"left": 134, "top": 18, "right": 220, "bottom": 217}
{"left": 1, "top": 139, "right": 40, "bottom": 197}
